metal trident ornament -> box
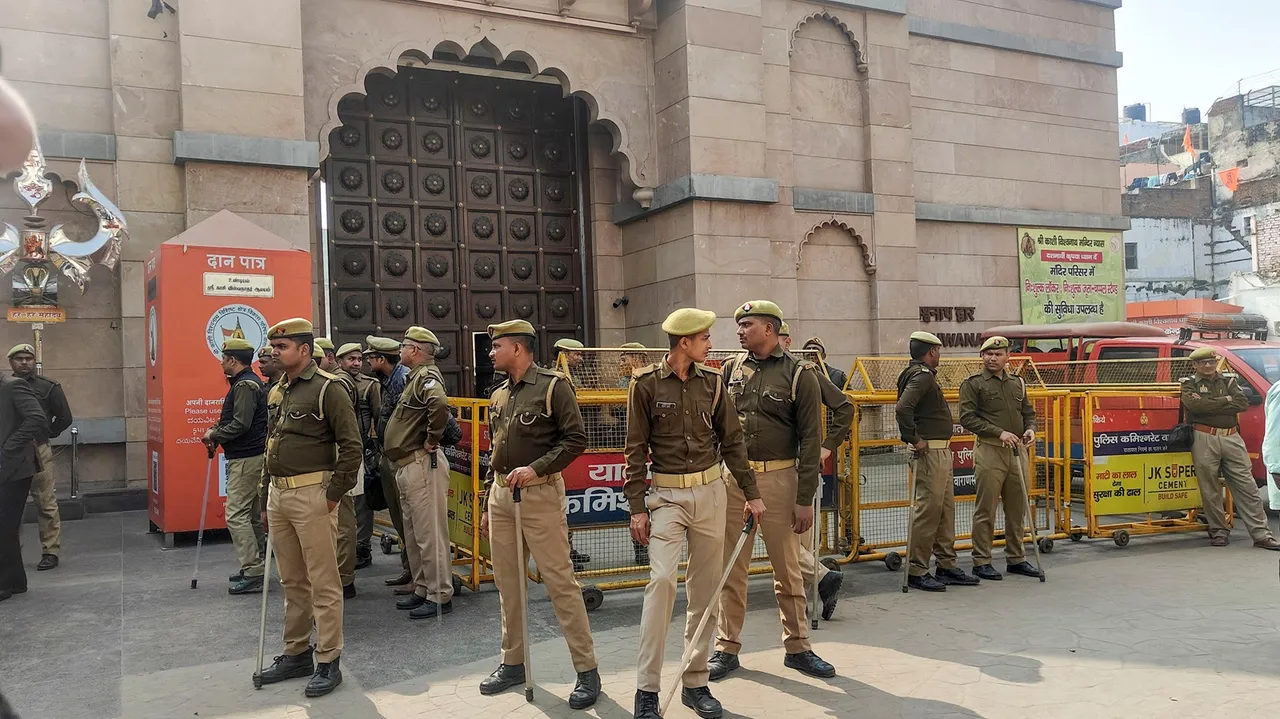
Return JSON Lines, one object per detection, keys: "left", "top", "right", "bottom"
{"left": 0, "top": 141, "right": 127, "bottom": 305}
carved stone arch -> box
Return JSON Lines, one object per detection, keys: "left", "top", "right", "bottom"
{"left": 317, "top": 39, "right": 652, "bottom": 189}
{"left": 790, "top": 10, "right": 869, "bottom": 74}
{"left": 797, "top": 218, "right": 875, "bottom": 275}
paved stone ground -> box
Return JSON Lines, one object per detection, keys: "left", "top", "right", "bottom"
{"left": 5, "top": 511, "right": 1280, "bottom": 718}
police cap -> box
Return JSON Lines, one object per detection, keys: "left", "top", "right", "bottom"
{"left": 488, "top": 320, "right": 536, "bottom": 340}
{"left": 910, "top": 331, "right": 942, "bottom": 346}
{"left": 979, "top": 336, "right": 1010, "bottom": 352}
{"left": 7, "top": 343, "right": 35, "bottom": 359}
{"left": 661, "top": 308, "right": 716, "bottom": 337}
{"left": 733, "top": 300, "right": 784, "bottom": 323}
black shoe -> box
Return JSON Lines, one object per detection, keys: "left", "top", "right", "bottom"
{"left": 254, "top": 648, "right": 314, "bottom": 685}
{"left": 907, "top": 573, "right": 947, "bottom": 592}
{"left": 385, "top": 570, "right": 413, "bottom": 586}
{"left": 681, "top": 686, "right": 722, "bottom": 719}
{"left": 479, "top": 664, "right": 525, "bottom": 695}
{"left": 229, "top": 575, "right": 264, "bottom": 595}
{"left": 396, "top": 593, "right": 427, "bottom": 610}
{"left": 570, "top": 548, "right": 592, "bottom": 564}
{"left": 304, "top": 658, "right": 342, "bottom": 698}
{"left": 37, "top": 554, "right": 58, "bottom": 571}
{"left": 784, "top": 650, "right": 836, "bottom": 678}
{"left": 1006, "top": 561, "right": 1041, "bottom": 578}
{"left": 818, "top": 570, "right": 843, "bottom": 620}
{"left": 973, "top": 564, "right": 1003, "bottom": 581}
{"left": 343, "top": 583, "right": 356, "bottom": 599}
{"left": 936, "top": 567, "right": 980, "bottom": 586}
{"left": 569, "top": 668, "right": 601, "bottom": 709}
{"left": 409, "top": 600, "right": 452, "bottom": 619}
{"left": 229, "top": 571, "right": 244, "bottom": 582}
{"left": 355, "top": 554, "right": 373, "bottom": 570}
{"left": 634, "top": 689, "right": 661, "bottom": 718}
{"left": 707, "top": 651, "right": 740, "bottom": 681}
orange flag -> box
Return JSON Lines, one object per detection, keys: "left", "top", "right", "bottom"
{"left": 1219, "top": 167, "right": 1240, "bottom": 192}
{"left": 1183, "top": 125, "right": 1194, "bottom": 155}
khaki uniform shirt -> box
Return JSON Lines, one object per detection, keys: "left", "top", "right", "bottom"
{"left": 483, "top": 366, "right": 588, "bottom": 510}
{"left": 624, "top": 357, "right": 758, "bottom": 515}
{"left": 896, "top": 361, "right": 953, "bottom": 444}
{"left": 382, "top": 363, "right": 449, "bottom": 461}
{"left": 724, "top": 347, "right": 824, "bottom": 505}
{"left": 958, "top": 368, "right": 1036, "bottom": 443}
{"left": 259, "top": 362, "right": 362, "bottom": 503}
{"left": 814, "top": 367, "right": 855, "bottom": 452}
{"left": 1181, "top": 373, "right": 1248, "bottom": 429}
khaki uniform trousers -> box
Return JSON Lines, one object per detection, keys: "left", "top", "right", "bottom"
{"left": 489, "top": 478, "right": 597, "bottom": 672}
{"left": 225, "top": 454, "right": 265, "bottom": 577}
{"left": 395, "top": 449, "right": 453, "bottom": 604}
{"left": 380, "top": 456, "right": 411, "bottom": 572}
{"left": 1191, "top": 431, "right": 1273, "bottom": 542}
{"left": 637, "top": 477, "right": 726, "bottom": 693}
{"left": 29, "top": 442, "right": 60, "bottom": 555}
{"left": 908, "top": 448, "right": 957, "bottom": 577}
{"left": 716, "top": 466, "right": 810, "bottom": 656}
{"left": 971, "top": 443, "right": 1028, "bottom": 566}
{"left": 337, "top": 465, "right": 366, "bottom": 586}
{"left": 266, "top": 479, "right": 344, "bottom": 663}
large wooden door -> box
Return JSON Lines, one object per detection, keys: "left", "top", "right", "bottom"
{"left": 324, "top": 68, "right": 585, "bottom": 395}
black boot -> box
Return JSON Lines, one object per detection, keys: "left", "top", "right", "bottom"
{"left": 818, "top": 570, "right": 843, "bottom": 620}
{"left": 409, "top": 600, "right": 452, "bottom": 619}
{"left": 228, "top": 575, "right": 264, "bottom": 595}
{"left": 343, "top": 583, "right": 356, "bottom": 599}
{"left": 396, "top": 593, "right": 426, "bottom": 610}
{"left": 254, "top": 648, "right": 314, "bottom": 685}
{"left": 385, "top": 569, "right": 413, "bottom": 586}
{"left": 37, "top": 554, "right": 58, "bottom": 571}
{"left": 568, "top": 668, "right": 601, "bottom": 709}
{"left": 707, "top": 651, "right": 740, "bottom": 681}
{"left": 634, "top": 689, "right": 661, "bottom": 718}
{"left": 907, "top": 573, "right": 947, "bottom": 592}
{"left": 936, "top": 567, "right": 979, "bottom": 586}
{"left": 229, "top": 571, "right": 244, "bottom": 582}
{"left": 681, "top": 686, "right": 722, "bottom": 719}
{"left": 304, "top": 657, "right": 342, "bottom": 698}
{"left": 784, "top": 650, "right": 836, "bottom": 678}
{"left": 973, "top": 564, "right": 1003, "bottom": 581}
{"left": 355, "top": 551, "right": 373, "bottom": 570}
{"left": 479, "top": 664, "right": 525, "bottom": 696}
{"left": 1006, "top": 561, "right": 1041, "bottom": 578}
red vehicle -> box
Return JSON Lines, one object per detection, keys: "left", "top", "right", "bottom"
{"left": 984, "top": 314, "right": 1280, "bottom": 486}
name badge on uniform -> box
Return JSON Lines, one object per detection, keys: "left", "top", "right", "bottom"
{"left": 655, "top": 401, "right": 676, "bottom": 410}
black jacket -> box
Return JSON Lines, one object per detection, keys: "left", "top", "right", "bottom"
{"left": 0, "top": 374, "right": 46, "bottom": 484}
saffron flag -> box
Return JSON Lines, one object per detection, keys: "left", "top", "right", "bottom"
{"left": 1219, "top": 167, "right": 1240, "bottom": 192}
{"left": 1183, "top": 125, "right": 1194, "bottom": 155}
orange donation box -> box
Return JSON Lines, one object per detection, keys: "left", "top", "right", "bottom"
{"left": 145, "top": 211, "right": 310, "bottom": 535}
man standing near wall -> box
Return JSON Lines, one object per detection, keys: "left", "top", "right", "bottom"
{"left": 366, "top": 336, "right": 413, "bottom": 587}
{"left": 202, "top": 338, "right": 268, "bottom": 595}
{"left": 258, "top": 345, "right": 283, "bottom": 384}
{"left": 338, "top": 343, "right": 378, "bottom": 570}
{"left": 8, "top": 344, "right": 72, "bottom": 572}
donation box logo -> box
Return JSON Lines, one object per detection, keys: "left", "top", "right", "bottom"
{"left": 204, "top": 304, "right": 269, "bottom": 360}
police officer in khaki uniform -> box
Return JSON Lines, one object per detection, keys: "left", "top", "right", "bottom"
{"left": 364, "top": 335, "right": 414, "bottom": 585}
{"left": 315, "top": 340, "right": 363, "bottom": 599}
{"left": 897, "top": 331, "right": 978, "bottom": 591}
{"left": 552, "top": 337, "right": 591, "bottom": 568}
{"left": 258, "top": 345, "right": 283, "bottom": 384}
{"left": 337, "top": 342, "right": 379, "bottom": 569}
{"left": 476, "top": 320, "right": 600, "bottom": 708}
{"left": 628, "top": 308, "right": 763, "bottom": 719}
{"left": 1182, "top": 346, "right": 1280, "bottom": 549}
{"left": 958, "top": 336, "right": 1039, "bottom": 581}
{"left": 383, "top": 326, "right": 455, "bottom": 619}
{"left": 253, "top": 318, "right": 362, "bottom": 698}
{"left": 709, "top": 301, "right": 835, "bottom": 683}
{"left": 8, "top": 343, "right": 71, "bottom": 572}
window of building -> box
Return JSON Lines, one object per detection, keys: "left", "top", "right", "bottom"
{"left": 1124, "top": 242, "right": 1138, "bottom": 270}
{"left": 1244, "top": 216, "right": 1254, "bottom": 236}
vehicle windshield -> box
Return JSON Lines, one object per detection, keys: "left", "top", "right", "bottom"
{"left": 1231, "top": 347, "right": 1280, "bottom": 384}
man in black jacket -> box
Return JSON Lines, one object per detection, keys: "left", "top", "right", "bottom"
{"left": 0, "top": 372, "right": 47, "bottom": 602}
{"left": 204, "top": 338, "right": 269, "bottom": 595}
{"left": 8, "top": 343, "right": 72, "bottom": 571}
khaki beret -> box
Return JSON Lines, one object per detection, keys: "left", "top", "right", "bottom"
{"left": 488, "top": 320, "right": 536, "bottom": 340}
{"left": 314, "top": 338, "right": 335, "bottom": 352}
{"left": 267, "top": 317, "right": 314, "bottom": 339}
{"left": 336, "top": 342, "right": 363, "bottom": 358}
{"left": 7, "top": 343, "right": 34, "bottom": 359}
{"left": 257, "top": 346, "right": 273, "bottom": 358}
{"left": 364, "top": 335, "right": 400, "bottom": 354}
{"left": 1189, "top": 346, "right": 1218, "bottom": 361}
{"left": 802, "top": 337, "right": 826, "bottom": 356}
{"left": 910, "top": 331, "right": 942, "bottom": 346}
{"left": 404, "top": 326, "right": 439, "bottom": 345}
{"left": 979, "top": 336, "right": 1010, "bottom": 352}
{"left": 779, "top": 322, "right": 791, "bottom": 337}
{"left": 221, "top": 337, "right": 254, "bottom": 352}
{"left": 733, "top": 300, "right": 784, "bottom": 323}
{"left": 554, "top": 338, "right": 585, "bottom": 351}
{"left": 661, "top": 308, "right": 716, "bottom": 337}
{"left": 619, "top": 342, "right": 646, "bottom": 350}
{"left": 312, "top": 346, "right": 324, "bottom": 359}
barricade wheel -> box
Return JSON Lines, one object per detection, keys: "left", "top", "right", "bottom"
{"left": 820, "top": 557, "right": 840, "bottom": 573}
{"left": 1112, "top": 530, "right": 1130, "bottom": 547}
{"left": 1070, "top": 531, "right": 1084, "bottom": 542}
{"left": 1037, "top": 537, "right": 1054, "bottom": 554}
{"left": 380, "top": 534, "right": 396, "bottom": 555}
{"left": 884, "top": 552, "right": 903, "bottom": 571}
{"left": 452, "top": 574, "right": 463, "bottom": 596}
{"left": 582, "top": 586, "right": 604, "bottom": 611}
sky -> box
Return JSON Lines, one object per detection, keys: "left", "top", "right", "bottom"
{"left": 1115, "top": 0, "right": 1279, "bottom": 121}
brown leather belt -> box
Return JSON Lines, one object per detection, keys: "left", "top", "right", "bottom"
{"left": 496, "top": 471, "right": 562, "bottom": 488}
{"left": 1194, "top": 424, "right": 1238, "bottom": 436}
{"left": 653, "top": 463, "right": 723, "bottom": 489}
{"left": 270, "top": 471, "right": 326, "bottom": 491}
{"left": 748, "top": 459, "right": 796, "bottom": 473}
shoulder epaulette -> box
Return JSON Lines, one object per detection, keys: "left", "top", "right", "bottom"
{"left": 633, "top": 363, "right": 660, "bottom": 379}
{"left": 1179, "top": 376, "right": 1195, "bottom": 383}
{"left": 694, "top": 362, "right": 716, "bottom": 374}
{"left": 315, "top": 367, "right": 340, "bottom": 381}
{"left": 537, "top": 366, "right": 569, "bottom": 381}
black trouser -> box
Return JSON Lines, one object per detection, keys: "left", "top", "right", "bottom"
{"left": 0, "top": 476, "right": 34, "bottom": 593}
{"left": 354, "top": 495, "right": 374, "bottom": 555}
{"left": 379, "top": 457, "right": 410, "bottom": 571}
